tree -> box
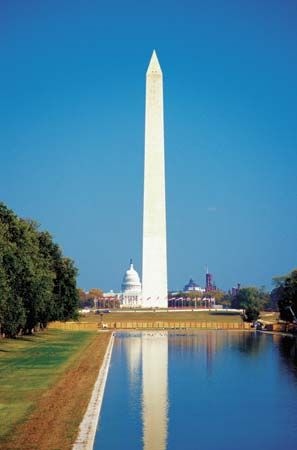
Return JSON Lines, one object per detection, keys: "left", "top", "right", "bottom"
{"left": 0, "top": 233, "right": 26, "bottom": 337}
{"left": 220, "top": 293, "right": 233, "bottom": 308}
{"left": 0, "top": 208, "right": 29, "bottom": 336}
{"left": 245, "top": 305, "right": 261, "bottom": 322}
{"left": 77, "top": 288, "right": 104, "bottom": 308}
{"left": 77, "top": 288, "right": 86, "bottom": 301}
{"left": 38, "top": 230, "right": 79, "bottom": 322}
{"left": 77, "top": 288, "right": 89, "bottom": 308}
{"left": 56, "top": 257, "right": 79, "bottom": 320}
{"left": 278, "top": 269, "right": 297, "bottom": 322}
{"left": 209, "top": 290, "right": 225, "bottom": 302}
{"left": 18, "top": 220, "right": 54, "bottom": 333}
{"left": 231, "top": 287, "right": 268, "bottom": 322}
{"left": 87, "top": 288, "right": 103, "bottom": 299}
{"left": 267, "top": 276, "right": 289, "bottom": 311}
{"left": 270, "top": 286, "right": 283, "bottom": 311}
{"left": 0, "top": 202, "right": 79, "bottom": 337}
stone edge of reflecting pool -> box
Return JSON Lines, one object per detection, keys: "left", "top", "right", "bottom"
{"left": 73, "top": 333, "right": 115, "bottom": 450}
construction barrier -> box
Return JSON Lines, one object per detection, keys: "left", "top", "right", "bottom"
{"left": 265, "top": 323, "right": 297, "bottom": 333}
{"left": 48, "top": 321, "right": 98, "bottom": 331}
{"left": 48, "top": 321, "right": 252, "bottom": 331}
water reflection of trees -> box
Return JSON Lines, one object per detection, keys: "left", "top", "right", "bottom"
{"left": 168, "top": 332, "right": 226, "bottom": 376}
{"left": 168, "top": 331, "right": 227, "bottom": 354}
{"left": 118, "top": 331, "right": 270, "bottom": 362}
{"left": 167, "top": 331, "right": 271, "bottom": 367}
{"left": 277, "top": 336, "right": 297, "bottom": 381}
{"left": 233, "top": 332, "right": 268, "bottom": 356}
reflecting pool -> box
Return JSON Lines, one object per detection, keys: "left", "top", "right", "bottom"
{"left": 94, "top": 331, "right": 297, "bottom": 450}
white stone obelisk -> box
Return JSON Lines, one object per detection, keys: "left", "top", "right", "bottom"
{"left": 142, "top": 50, "right": 168, "bottom": 308}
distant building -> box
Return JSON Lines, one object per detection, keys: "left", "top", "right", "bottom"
{"left": 103, "top": 290, "right": 121, "bottom": 299}
{"left": 205, "top": 270, "right": 216, "bottom": 291}
{"left": 94, "top": 290, "right": 121, "bottom": 309}
{"left": 121, "top": 259, "right": 142, "bottom": 308}
{"left": 231, "top": 283, "right": 241, "bottom": 297}
{"left": 184, "top": 278, "right": 205, "bottom": 293}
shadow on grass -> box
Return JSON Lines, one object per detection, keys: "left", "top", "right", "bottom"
{"left": 15, "top": 336, "right": 40, "bottom": 342}
{"left": 18, "top": 331, "right": 52, "bottom": 341}
{"left": 0, "top": 335, "right": 45, "bottom": 346}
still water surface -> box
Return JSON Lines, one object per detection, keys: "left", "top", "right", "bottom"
{"left": 94, "top": 331, "right": 297, "bottom": 450}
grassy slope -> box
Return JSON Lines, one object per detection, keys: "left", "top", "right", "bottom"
{"left": 260, "top": 311, "right": 279, "bottom": 323}
{"left": 0, "top": 330, "right": 106, "bottom": 447}
{"left": 79, "top": 310, "right": 243, "bottom": 323}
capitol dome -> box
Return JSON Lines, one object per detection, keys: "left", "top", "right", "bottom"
{"left": 122, "top": 259, "right": 142, "bottom": 293}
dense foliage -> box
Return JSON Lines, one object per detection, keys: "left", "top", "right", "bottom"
{"left": 274, "top": 269, "right": 297, "bottom": 322}
{"left": 77, "top": 288, "right": 103, "bottom": 308}
{"left": 231, "top": 287, "right": 270, "bottom": 322}
{"left": 0, "top": 203, "right": 79, "bottom": 337}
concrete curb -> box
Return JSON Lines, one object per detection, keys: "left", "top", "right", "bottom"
{"left": 73, "top": 333, "right": 114, "bottom": 450}
{"left": 258, "top": 330, "right": 297, "bottom": 338}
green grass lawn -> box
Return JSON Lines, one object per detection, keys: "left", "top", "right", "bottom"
{"left": 79, "top": 310, "right": 243, "bottom": 323}
{"left": 0, "top": 329, "right": 96, "bottom": 441}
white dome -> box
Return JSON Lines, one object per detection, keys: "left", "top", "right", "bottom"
{"left": 122, "top": 260, "right": 142, "bottom": 293}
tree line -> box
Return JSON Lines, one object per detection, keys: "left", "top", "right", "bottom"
{"left": 169, "top": 271, "right": 297, "bottom": 324}
{"left": 231, "top": 287, "right": 270, "bottom": 322}
{"left": 78, "top": 288, "right": 103, "bottom": 308}
{"left": 230, "top": 269, "right": 297, "bottom": 323}
{"left": 0, "top": 202, "right": 79, "bottom": 338}
{"left": 272, "top": 269, "right": 297, "bottom": 323}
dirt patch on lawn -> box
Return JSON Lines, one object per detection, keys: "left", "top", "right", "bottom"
{"left": 3, "top": 332, "right": 111, "bottom": 450}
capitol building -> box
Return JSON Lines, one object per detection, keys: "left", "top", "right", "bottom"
{"left": 121, "top": 259, "right": 142, "bottom": 308}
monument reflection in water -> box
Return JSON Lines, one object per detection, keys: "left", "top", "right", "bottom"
{"left": 94, "top": 331, "right": 297, "bottom": 450}
{"left": 121, "top": 332, "right": 168, "bottom": 450}
{"left": 142, "top": 333, "right": 168, "bottom": 450}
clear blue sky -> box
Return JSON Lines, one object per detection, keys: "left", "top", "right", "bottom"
{"left": 1, "top": 0, "right": 296, "bottom": 292}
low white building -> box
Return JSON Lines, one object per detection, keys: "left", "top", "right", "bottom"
{"left": 121, "top": 260, "right": 142, "bottom": 308}
{"left": 103, "top": 290, "right": 121, "bottom": 299}
{"left": 184, "top": 278, "right": 205, "bottom": 293}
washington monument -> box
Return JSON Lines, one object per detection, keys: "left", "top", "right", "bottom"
{"left": 142, "top": 50, "right": 168, "bottom": 308}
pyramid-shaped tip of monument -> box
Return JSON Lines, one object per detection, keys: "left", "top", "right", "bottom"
{"left": 146, "top": 50, "right": 162, "bottom": 75}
